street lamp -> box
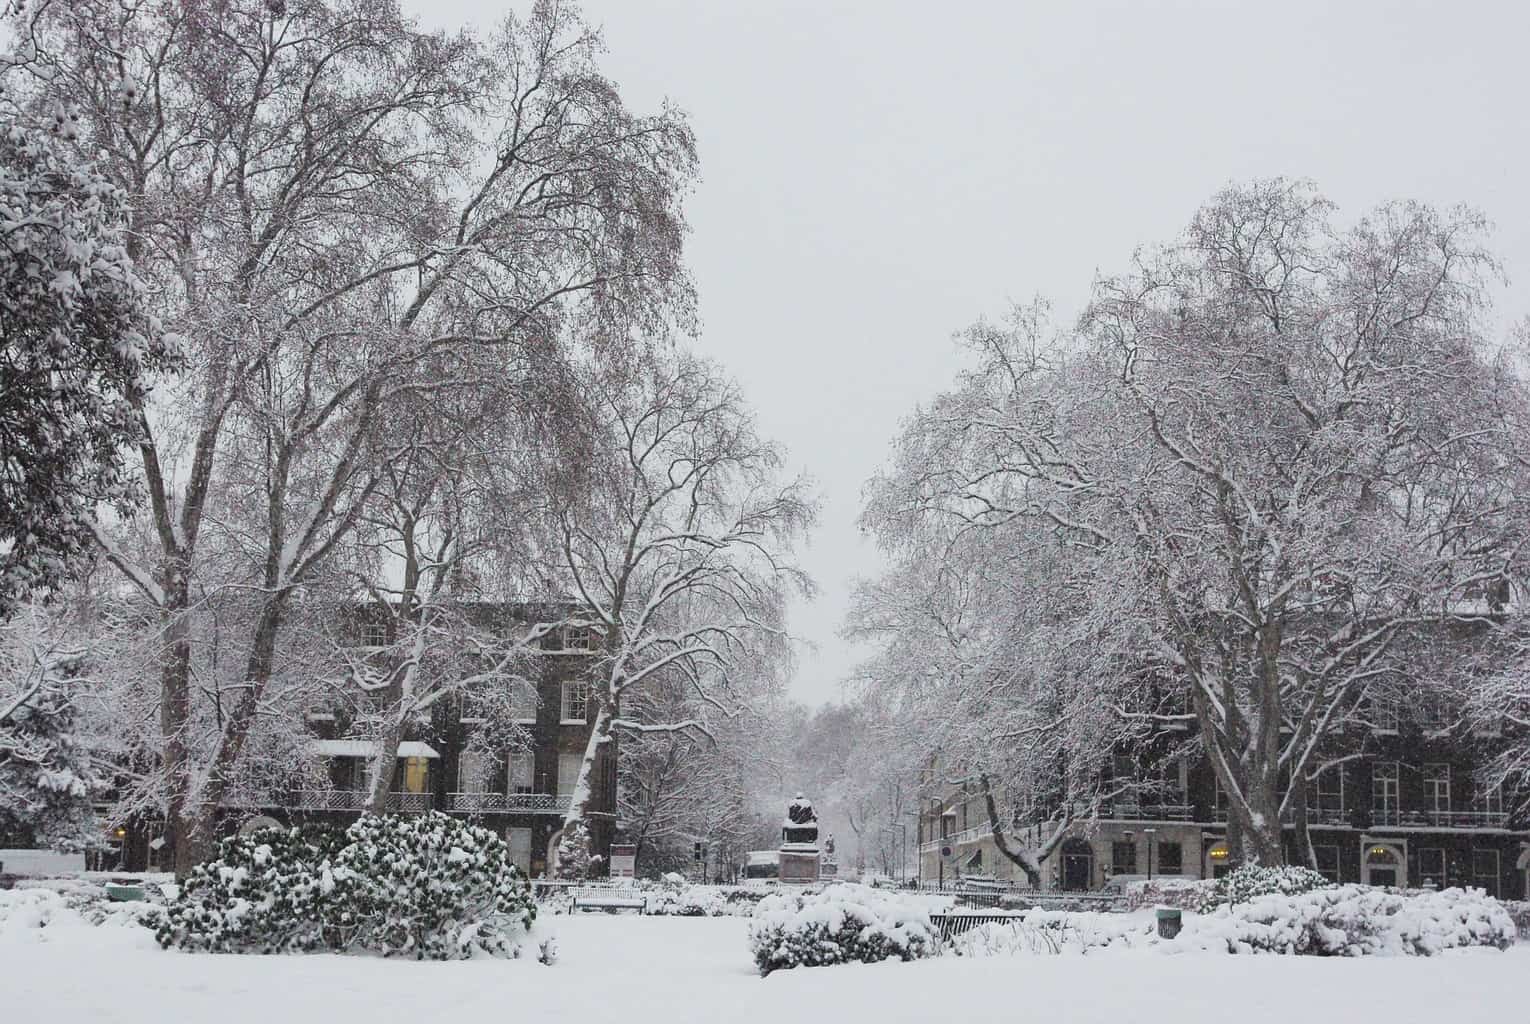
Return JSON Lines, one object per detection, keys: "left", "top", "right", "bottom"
{"left": 1144, "top": 827, "right": 1157, "bottom": 881}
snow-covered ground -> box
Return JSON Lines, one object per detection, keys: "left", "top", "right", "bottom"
{"left": 6, "top": 907, "right": 1526, "bottom": 1023}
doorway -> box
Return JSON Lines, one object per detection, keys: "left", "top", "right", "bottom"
{"left": 1362, "top": 841, "right": 1405, "bottom": 888}
{"left": 1061, "top": 839, "right": 1093, "bottom": 891}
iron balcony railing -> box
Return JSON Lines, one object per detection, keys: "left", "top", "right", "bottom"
{"left": 446, "top": 791, "right": 572, "bottom": 814}
{"left": 221, "top": 790, "right": 431, "bottom": 813}
{"left": 1369, "top": 808, "right": 1509, "bottom": 829}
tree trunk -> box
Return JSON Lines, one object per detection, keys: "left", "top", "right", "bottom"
{"left": 980, "top": 774, "right": 1044, "bottom": 888}
{"left": 555, "top": 698, "right": 614, "bottom": 875}
{"left": 366, "top": 710, "right": 406, "bottom": 816}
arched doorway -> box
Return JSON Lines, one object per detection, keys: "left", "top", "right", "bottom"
{"left": 1362, "top": 841, "right": 1405, "bottom": 888}
{"left": 1515, "top": 846, "right": 1530, "bottom": 900}
{"left": 1060, "top": 838, "right": 1093, "bottom": 891}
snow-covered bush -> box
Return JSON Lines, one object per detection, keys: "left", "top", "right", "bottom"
{"left": 1183, "top": 885, "right": 1515, "bottom": 956}
{"left": 646, "top": 886, "right": 726, "bottom": 917}
{"left": 747, "top": 883, "right": 937, "bottom": 974}
{"left": 158, "top": 813, "right": 537, "bottom": 959}
{"left": 155, "top": 825, "right": 346, "bottom": 954}
{"left": 331, "top": 813, "right": 536, "bottom": 959}
{"left": 1199, "top": 863, "right": 1333, "bottom": 910}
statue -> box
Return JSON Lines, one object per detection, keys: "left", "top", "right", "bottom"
{"left": 823, "top": 833, "right": 836, "bottom": 858}
{"left": 787, "top": 793, "right": 818, "bottom": 825}
{"left": 778, "top": 793, "right": 822, "bottom": 884}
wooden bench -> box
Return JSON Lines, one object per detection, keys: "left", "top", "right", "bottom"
{"left": 570, "top": 887, "right": 647, "bottom": 914}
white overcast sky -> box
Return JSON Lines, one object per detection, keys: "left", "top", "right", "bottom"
{"left": 406, "top": 0, "right": 1530, "bottom": 706}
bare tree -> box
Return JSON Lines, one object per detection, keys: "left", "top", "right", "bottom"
{"left": 861, "top": 180, "right": 1530, "bottom": 867}
{"left": 9, "top": 0, "right": 697, "bottom": 872}
{"left": 547, "top": 353, "right": 815, "bottom": 873}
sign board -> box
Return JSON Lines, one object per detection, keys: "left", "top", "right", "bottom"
{"left": 610, "top": 843, "right": 637, "bottom": 879}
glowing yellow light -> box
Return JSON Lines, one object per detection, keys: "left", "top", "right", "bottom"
{"left": 1208, "top": 844, "right": 1229, "bottom": 860}
{"left": 114, "top": 828, "right": 126, "bottom": 839}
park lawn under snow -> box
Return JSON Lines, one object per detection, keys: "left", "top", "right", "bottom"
{"left": 6, "top": 911, "right": 1526, "bottom": 1024}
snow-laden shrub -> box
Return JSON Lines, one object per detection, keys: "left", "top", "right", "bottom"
{"left": 646, "top": 886, "right": 725, "bottom": 917}
{"left": 1123, "top": 876, "right": 1212, "bottom": 911}
{"left": 1502, "top": 900, "right": 1530, "bottom": 940}
{"left": 1183, "top": 885, "right": 1514, "bottom": 956}
{"left": 158, "top": 813, "right": 536, "bottom": 959}
{"left": 1199, "top": 863, "right": 1333, "bottom": 910}
{"left": 156, "top": 825, "right": 346, "bottom": 954}
{"left": 747, "top": 883, "right": 937, "bottom": 974}
{"left": 333, "top": 813, "right": 536, "bottom": 959}
{"left": 947, "top": 910, "right": 1148, "bottom": 956}
{"left": 1, "top": 883, "right": 161, "bottom": 943}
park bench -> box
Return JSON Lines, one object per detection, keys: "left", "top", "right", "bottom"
{"left": 570, "top": 887, "right": 647, "bottom": 914}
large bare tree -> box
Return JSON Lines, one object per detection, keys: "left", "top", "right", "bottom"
{"left": 547, "top": 353, "right": 814, "bottom": 874}
{"left": 861, "top": 180, "right": 1530, "bottom": 868}
{"left": 8, "top": 0, "right": 696, "bottom": 871}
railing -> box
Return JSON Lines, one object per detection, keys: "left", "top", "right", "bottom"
{"left": 281, "top": 790, "right": 431, "bottom": 813}
{"left": 1370, "top": 809, "right": 1509, "bottom": 829}
{"left": 446, "top": 791, "right": 570, "bottom": 814}
{"left": 1099, "top": 802, "right": 1194, "bottom": 822}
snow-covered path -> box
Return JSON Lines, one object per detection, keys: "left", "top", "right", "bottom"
{"left": 6, "top": 912, "right": 1524, "bottom": 1023}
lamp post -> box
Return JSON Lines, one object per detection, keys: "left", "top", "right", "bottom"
{"left": 1144, "top": 828, "right": 1157, "bottom": 881}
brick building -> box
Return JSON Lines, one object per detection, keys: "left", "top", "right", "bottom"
{"left": 918, "top": 711, "right": 1529, "bottom": 898}
{"left": 115, "top": 602, "right": 618, "bottom": 875}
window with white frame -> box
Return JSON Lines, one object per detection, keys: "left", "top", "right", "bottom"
{"left": 1372, "top": 762, "right": 1399, "bottom": 820}
{"left": 562, "top": 625, "right": 595, "bottom": 650}
{"left": 360, "top": 621, "right": 387, "bottom": 648}
{"left": 460, "top": 689, "right": 487, "bottom": 723}
{"left": 1471, "top": 782, "right": 1505, "bottom": 815}
{"left": 507, "top": 747, "right": 534, "bottom": 794}
{"left": 1369, "top": 697, "right": 1400, "bottom": 733}
{"left": 1416, "top": 698, "right": 1451, "bottom": 733}
{"left": 1423, "top": 764, "right": 1450, "bottom": 814}
{"left": 560, "top": 680, "right": 589, "bottom": 723}
{"left": 458, "top": 750, "right": 489, "bottom": 793}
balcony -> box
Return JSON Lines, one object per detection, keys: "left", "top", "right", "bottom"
{"left": 1369, "top": 809, "right": 1509, "bottom": 830}
{"left": 446, "top": 791, "right": 571, "bottom": 815}
{"left": 1099, "top": 801, "right": 1194, "bottom": 822}
{"left": 224, "top": 790, "right": 431, "bottom": 813}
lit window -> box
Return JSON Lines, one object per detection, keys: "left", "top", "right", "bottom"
{"left": 560, "top": 680, "right": 588, "bottom": 723}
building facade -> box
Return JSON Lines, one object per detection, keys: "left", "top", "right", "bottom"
{"left": 918, "top": 717, "right": 1530, "bottom": 899}
{"left": 115, "top": 603, "right": 619, "bottom": 876}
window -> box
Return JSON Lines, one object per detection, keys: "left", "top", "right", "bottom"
{"left": 1369, "top": 698, "right": 1399, "bottom": 733}
{"left": 401, "top": 757, "right": 429, "bottom": 795}
{"left": 1472, "top": 848, "right": 1501, "bottom": 897}
{"left": 360, "top": 621, "right": 387, "bottom": 648}
{"left": 458, "top": 750, "right": 489, "bottom": 793}
{"left": 1314, "top": 844, "right": 1340, "bottom": 883}
{"left": 508, "top": 747, "right": 534, "bottom": 794}
{"left": 1111, "top": 840, "right": 1137, "bottom": 875}
{"left": 557, "top": 752, "right": 583, "bottom": 799}
{"left": 1310, "top": 766, "right": 1344, "bottom": 816}
{"left": 1372, "top": 762, "right": 1399, "bottom": 822}
{"left": 1157, "top": 841, "right": 1183, "bottom": 875}
{"left": 460, "top": 690, "right": 487, "bottom": 724}
{"left": 1156, "top": 760, "right": 1187, "bottom": 807}
{"left": 563, "top": 625, "right": 595, "bottom": 650}
{"left": 1423, "top": 765, "right": 1450, "bottom": 815}
{"left": 1418, "top": 848, "right": 1446, "bottom": 889}
{"left": 1111, "top": 753, "right": 1136, "bottom": 783}
{"left": 1416, "top": 698, "right": 1451, "bottom": 733}
{"left": 1213, "top": 776, "right": 1229, "bottom": 820}
{"left": 560, "top": 680, "right": 588, "bottom": 723}
{"left": 510, "top": 679, "right": 538, "bottom": 723}
{"left": 1471, "top": 783, "right": 1505, "bottom": 816}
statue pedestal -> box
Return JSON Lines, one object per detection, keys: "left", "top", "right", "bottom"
{"left": 779, "top": 794, "right": 822, "bottom": 885}
{"left": 778, "top": 843, "right": 821, "bottom": 885}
